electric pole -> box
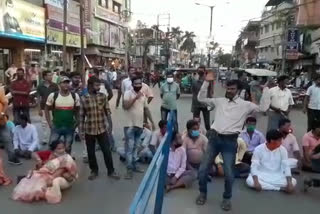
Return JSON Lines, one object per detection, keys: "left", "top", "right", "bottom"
{"left": 63, "top": 0, "right": 68, "bottom": 72}
{"left": 79, "top": 0, "right": 85, "bottom": 85}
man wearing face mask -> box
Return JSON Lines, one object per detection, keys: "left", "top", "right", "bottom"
{"left": 246, "top": 129, "right": 296, "bottom": 193}
{"left": 10, "top": 68, "right": 31, "bottom": 124}
{"left": 240, "top": 117, "right": 266, "bottom": 165}
{"left": 196, "top": 73, "right": 267, "bottom": 211}
{"left": 160, "top": 71, "right": 180, "bottom": 131}
{"left": 182, "top": 120, "right": 208, "bottom": 171}
{"left": 123, "top": 77, "right": 147, "bottom": 179}
{"left": 191, "top": 66, "right": 211, "bottom": 131}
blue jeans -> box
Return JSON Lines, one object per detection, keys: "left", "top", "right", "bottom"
{"left": 124, "top": 126, "right": 143, "bottom": 170}
{"left": 0, "top": 126, "right": 16, "bottom": 161}
{"left": 198, "top": 129, "right": 238, "bottom": 199}
{"left": 50, "top": 126, "right": 74, "bottom": 153}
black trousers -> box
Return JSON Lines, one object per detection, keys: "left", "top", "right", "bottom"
{"left": 307, "top": 108, "right": 320, "bottom": 131}
{"left": 193, "top": 107, "right": 211, "bottom": 131}
{"left": 85, "top": 132, "right": 115, "bottom": 175}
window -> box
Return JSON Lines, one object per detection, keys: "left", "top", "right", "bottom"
{"left": 98, "top": 0, "right": 108, "bottom": 8}
{"left": 260, "top": 27, "right": 263, "bottom": 35}
{"left": 271, "top": 23, "right": 275, "bottom": 31}
{"left": 264, "top": 24, "right": 269, "bottom": 34}
{"left": 276, "top": 21, "right": 281, "bottom": 29}
{"left": 271, "top": 47, "right": 275, "bottom": 53}
{"left": 113, "top": 1, "right": 121, "bottom": 14}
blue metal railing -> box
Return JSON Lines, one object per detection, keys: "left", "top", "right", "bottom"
{"left": 129, "top": 112, "right": 174, "bottom": 214}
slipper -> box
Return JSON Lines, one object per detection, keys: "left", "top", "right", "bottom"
{"left": 196, "top": 194, "right": 207, "bottom": 205}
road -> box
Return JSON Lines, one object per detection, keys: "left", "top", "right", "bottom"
{"left": 1, "top": 82, "right": 319, "bottom": 214}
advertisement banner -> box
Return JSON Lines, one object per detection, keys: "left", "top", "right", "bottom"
{"left": 47, "top": 27, "right": 86, "bottom": 48}
{"left": 46, "top": 1, "right": 80, "bottom": 28}
{"left": 95, "top": 6, "right": 121, "bottom": 25}
{"left": 45, "top": 0, "right": 64, "bottom": 9}
{"left": 0, "top": 0, "right": 45, "bottom": 42}
{"left": 110, "top": 24, "right": 120, "bottom": 48}
{"left": 84, "top": 0, "right": 92, "bottom": 28}
{"left": 286, "top": 28, "right": 299, "bottom": 60}
{"left": 88, "top": 19, "right": 109, "bottom": 46}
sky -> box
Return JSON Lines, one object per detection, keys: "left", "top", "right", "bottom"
{"left": 131, "top": 0, "right": 269, "bottom": 53}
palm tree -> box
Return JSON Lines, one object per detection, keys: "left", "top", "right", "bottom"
{"left": 170, "top": 27, "right": 183, "bottom": 44}
{"left": 180, "top": 31, "right": 197, "bottom": 56}
{"left": 208, "top": 41, "right": 219, "bottom": 52}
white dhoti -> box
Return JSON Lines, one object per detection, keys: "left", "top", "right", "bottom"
{"left": 246, "top": 173, "right": 297, "bottom": 191}
{"left": 45, "top": 177, "right": 72, "bottom": 204}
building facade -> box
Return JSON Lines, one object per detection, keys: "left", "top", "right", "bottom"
{"left": 84, "top": 0, "right": 129, "bottom": 69}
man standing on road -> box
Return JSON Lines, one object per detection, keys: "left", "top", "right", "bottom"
{"left": 160, "top": 71, "right": 180, "bottom": 131}
{"left": 123, "top": 77, "right": 146, "bottom": 179}
{"left": 196, "top": 72, "right": 264, "bottom": 211}
{"left": 10, "top": 68, "right": 31, "bottom": 124}
{"left": 45, "top": 76, "right": 80, "bottom": 154}
{"left": 191, "top": 66, "right": 211, "bottom": 131}
{"left": 304, "top": 74, "right": 320, "bottom": 131}
{"left": 37, "top": 71, "right": 59, "bottom": 144}
{"left": 264, "top": 75, "right": 294, "bottom": 131}
{"left": 80, "top": 76, "right": 120, "bottom": 181}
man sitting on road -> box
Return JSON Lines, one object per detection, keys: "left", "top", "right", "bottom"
{"left": 278, "top": 118, "right": 301, "bottom": 171}
{"left": 13, "top": 114, "right": 39, "bottom": 160}
{"left": 302, "top": 120, "right": 320, "bottom": 173}
{"left": 150, "top": 120, "right": 167, "bottom": 153}
{"left": 182, "top": 119, "right": 208, "bottom": 170}
{"left": 246, "top": 130, "right": 296, "bottom": 193}
{"left": 215, "top": 137, "right": 250, "bottom": 178}
{"left": 240, "top": 117, "right": 266, "bottom": 165}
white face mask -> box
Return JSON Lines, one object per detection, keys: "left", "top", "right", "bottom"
{"left": 167, "top": 77, "right": 174, "bottom": 83}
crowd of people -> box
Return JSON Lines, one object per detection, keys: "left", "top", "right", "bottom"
{"left": 0, "top": 64, "right": 320, "bottom": 211}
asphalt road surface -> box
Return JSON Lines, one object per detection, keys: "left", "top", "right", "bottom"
{"left": 1, "top": 82, "right": 319, "bottom": 214}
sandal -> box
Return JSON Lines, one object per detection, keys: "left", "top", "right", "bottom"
{"left": 195, "top": 193, "right": 207, "bottom": 205}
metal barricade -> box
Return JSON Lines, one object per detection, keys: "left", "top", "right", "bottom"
{"left": 129, "top": 111, "right": 175, "bottom": 214}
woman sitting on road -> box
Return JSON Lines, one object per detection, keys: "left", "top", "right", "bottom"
{"left": 12, "top": 140, "right": 78, "bottom": 204}
{"left": 166, "top": 131, "right": 196, "bottom": 192}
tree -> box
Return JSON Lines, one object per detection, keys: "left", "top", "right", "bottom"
{"left": 215, "top": 48, "right": 232, "bottom": 67}
{"left": 170, "top": 27, "right": 183, "bottom": 44}
{"left": 180, "top": 31, "right": 197, "bottom": 56}
{"left": 208, "top": 40, "right": 219, "bottom": 52}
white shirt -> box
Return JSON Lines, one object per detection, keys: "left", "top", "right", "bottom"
{"left": 268, "top": 86, "right": 294, "bottom": 111}
{"left": 121, "top": 78, "right": 153, "bottom": 98}
{"left": 112, "top": 71, "right": 117, "bottom": 81}
{"left": 13, "top": 123, "right": 39, "bottom": 151}
{"left": 306, "top": 84, "right": 320, "bottom": 110}
{"left": 251, "top": 144, "right": 291, "bottom": 179}
{"left": 123, "top": 89, "right": 147, "bottom": 128}
{"left": 198, "top": 81, "right": 261, "bottom": 134}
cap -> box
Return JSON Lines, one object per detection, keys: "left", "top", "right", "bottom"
{"left": 60, "top": 76, "right": 70, "bottom": 83}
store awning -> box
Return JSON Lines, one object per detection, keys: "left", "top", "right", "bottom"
{"left": 85, "top": 47, "right": 125, "bottom": 59}
{"left": 245, "top": 68, "right": 277, "bottom": 77}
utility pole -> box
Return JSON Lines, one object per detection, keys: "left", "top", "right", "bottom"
{"left": 207, "top": 6, "right": 214, "bottom": 68}
{"left": 63, "top": 0, "right": 68, "bottom": 72}
{"left": 79, "top": 0, "right": 85, "bottom": 85}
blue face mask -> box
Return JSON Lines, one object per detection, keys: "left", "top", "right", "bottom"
{"left": 191, "top": 130, "right": 200, "bottom": 138}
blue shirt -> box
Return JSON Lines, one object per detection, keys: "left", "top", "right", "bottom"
{"left": 240, "top": 129, "right": 266, "bottom": 152}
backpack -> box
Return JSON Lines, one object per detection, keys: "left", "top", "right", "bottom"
{"left": 52, "top": 92, "right": 77, "bottom": 110}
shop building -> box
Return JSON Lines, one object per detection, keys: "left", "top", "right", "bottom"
{"left": 44, "top": 0, "right": 85, "bottom": 72}
{"left": 84, "top": 0, "right": 128, "bottom": 69}
{"left": 0, "top": 0, "right": 45, "bottom": 83}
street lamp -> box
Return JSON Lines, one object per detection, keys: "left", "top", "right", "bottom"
{"left": 195, "top": 2, "right": 215, "bottom": 37}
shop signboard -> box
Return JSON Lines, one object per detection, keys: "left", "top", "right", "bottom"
{"left": 95, "top": 5, "right": 122, "bottom": 26}
{"left": 46, "top": 0, "right": 82, "bottom": 48}
{"left": 84, "top": 0, "right": 92, "bottom": 28}
{"left": 45, "top": 0, "right": 64, "bottom": 9}
{"left": 47, "top": 27, "right": 86, "bottom": 48}
{"left": 286, "top": 28, "right": 299, "bottom": 60}
{"left": 0, "top": 0, "right": 45, "bottom": 42}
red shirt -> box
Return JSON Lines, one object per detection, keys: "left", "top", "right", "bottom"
{"left": 11, "top": 79, "right": 31, "bottom": 107}
{"left": 37, "top": 150, "right": 53, "bottom": 162}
